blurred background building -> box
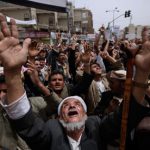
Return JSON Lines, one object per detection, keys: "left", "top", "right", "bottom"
{"left": 0, "top": 1, "right": 94, "bottom": 42}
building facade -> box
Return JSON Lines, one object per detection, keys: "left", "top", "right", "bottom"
{"left": 74, "top": 8, "right": 94, "bottom": 34}
{"left": 124, "top": 24, "right": 150, "bottom": 40}
{"left": 0, "top": 1, "right": 94, "bottom": 40}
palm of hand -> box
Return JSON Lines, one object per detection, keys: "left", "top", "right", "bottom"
{"left": 27, "top": 61, "right": 40, "bottom": 84}
{"left": 0, "top": 37, "right": 28, "bottom": 70}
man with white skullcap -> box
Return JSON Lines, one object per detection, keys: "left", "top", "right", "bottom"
{"left": 58, "top": 96, "right": 88, "bottom": 149}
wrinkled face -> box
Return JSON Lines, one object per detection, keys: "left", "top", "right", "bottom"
{"left": 59, "top": 99, "right": 86, "bottom": 123}
{"left": 90, "top": 64, "right": 102, "bottom": 75}
{"left": 49, "top": 74, "right": 65, "bottom": 92}
{"left": 0, "top": 83, "right": 7, "bottom": 101}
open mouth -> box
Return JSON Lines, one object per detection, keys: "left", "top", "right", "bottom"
{"left": 68, "top": 110, "right": 78, "bottom": 117}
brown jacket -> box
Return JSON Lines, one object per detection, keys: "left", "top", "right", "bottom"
{"left": 85, "top": 75, "right": 110, "bottom": 114}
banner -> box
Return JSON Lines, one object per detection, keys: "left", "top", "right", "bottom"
{"left": 6, "top": 16, "right": 37, "bottom": 25}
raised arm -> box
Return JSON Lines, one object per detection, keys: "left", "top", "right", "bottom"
{"left": 27, "top": 60, "right": 50, "bottom": 96}
{"left": 0, "top": 14, "right": 31, "bottom": 104}
{"left": 132, "top": 38, "right": 150, "bottom": 105}
{"left": 94, "top": 26, "right": 106, "bottom": 51}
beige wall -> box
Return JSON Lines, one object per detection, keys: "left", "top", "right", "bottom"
{"left": 58, "top": 18, "right": 68, "bottom": 31}
{"left": 74, "top": 10, "right": 82, "bottom": 21}
{"left": 74, "top": 9, "right": 94, "bottom": 33}
{"left": 0, "top": 8, "right": 32, "bottom": 20}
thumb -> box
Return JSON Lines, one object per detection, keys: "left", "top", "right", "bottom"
{"left": 22, "top": 38, "right": 31, "bottom": 53}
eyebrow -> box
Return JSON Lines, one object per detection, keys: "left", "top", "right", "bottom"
{"left": 62, "top": 100, "right": 80, "bottom": 105}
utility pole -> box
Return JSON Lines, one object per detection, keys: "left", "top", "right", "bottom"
{"left": 106, "top": 7, "right": 119, "bottom": 31}
{"left": 106, "top": 10, "right": 132, "bottom": 40}
{"left": 130, "top": 15, "right": 133, "bottom": 25}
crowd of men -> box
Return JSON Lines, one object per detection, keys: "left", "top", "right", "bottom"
{"left": 0, "top": 13, "right": 150, "bottom": 150}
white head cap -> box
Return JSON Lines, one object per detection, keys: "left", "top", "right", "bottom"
{"left": 109, "top": 70, "right": 127, "bottom": 80}
{"left": 58, "top": 96, "right": 87, "bottom": 115}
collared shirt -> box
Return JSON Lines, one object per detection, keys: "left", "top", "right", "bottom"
{"left": 96, "top": 80, "right": 106, "bottom": 98}
{"left": 67, "top": 135, "right": 82, "bottom": 150}
{"left": 0, "top": 92, "right": 30, "bottom": 119}
{"left": 0, "top": 93, "right": 31, "bottom": 150}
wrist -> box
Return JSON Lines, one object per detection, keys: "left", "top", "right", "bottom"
{"left": 132, "top": 80, "right": 150, "bottom": 89}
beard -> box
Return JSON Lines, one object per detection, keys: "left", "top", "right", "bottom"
{"left": 59, "top": 115, "right": 87, "bottom": 132}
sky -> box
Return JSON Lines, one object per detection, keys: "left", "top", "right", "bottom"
{"left": 69, "top": 0, "right": 150, "bottom": 32}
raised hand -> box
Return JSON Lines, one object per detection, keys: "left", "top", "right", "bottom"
{"left": 0, "top": 13, "right": 31, "bottom": 72}
{"left": 0, "top": 13, "right": 31, "bottom": 103}
{"left": 28, "top": 41, "right": 41, "bottom": 59}
{"left": 27, "top": 60, "right": 50, "bottom": 96}
{"left": 98, "top": 25, "right": 105, "bottom": 33}
{"left": 80, "top": 52, "right": 91, "bottom": 73}
{"left": 26, "top": 60, "right": 40, "bottom": 85}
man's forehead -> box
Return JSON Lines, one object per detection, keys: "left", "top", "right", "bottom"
{"left": 62, "top": 99, "right": 81, "bottom": 105}
{"left": 51, "top": 74, "right": 64, "bottom": 78}
{"left": 92, "top": 64, "right": 99, "bottom": 67}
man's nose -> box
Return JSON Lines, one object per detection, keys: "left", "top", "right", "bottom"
{"left": 69, "top": 105, "right": 76, "bottom": 109}
{"left": 56, "top": 80, "right": 59, "bottom": 83}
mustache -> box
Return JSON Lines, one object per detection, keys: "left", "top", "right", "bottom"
{"left": 59, "top": 115, "right": 87, "bottom": 131}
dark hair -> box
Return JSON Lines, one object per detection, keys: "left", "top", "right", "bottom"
{"left": 48, "top": 70, "right": 65, "bottom": 82}
{"left": 90, "top": 62, "right": 101, "bottom": 68}
{"left": 37, "top": 57, "right": 45, "bottom": 61}
{"left": 0, "top": 75, "right": 5, "bottom": 83}
{"left": 58, "top": 51, "right": 66, "bottom": 55}
{"left": 101, "top": 40, "right": 114, "bottom": 51}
